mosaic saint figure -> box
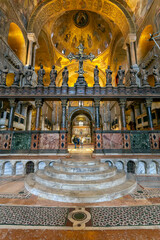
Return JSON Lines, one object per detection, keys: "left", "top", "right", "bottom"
{"left": 50, "top": 65, "right": 57, "bottom": 86}
{"left": 62, "top": 67, "right": 68, "bottom": 86}
{"left": 105, "top": 65, "right": 112, "bottom": 86}
{"left": 37, "top": 65, "right": 45, "bottom": 86}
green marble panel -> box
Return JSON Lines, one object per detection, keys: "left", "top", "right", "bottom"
{"left": 130, "top": 133, "right": 150, "bottom": 152}
{"left": 12, "top": 132, "right": 31, "bottom": 151}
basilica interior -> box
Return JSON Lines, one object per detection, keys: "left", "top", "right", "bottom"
{"left": 0, "top": 0, "right": 160, "bottom": 239}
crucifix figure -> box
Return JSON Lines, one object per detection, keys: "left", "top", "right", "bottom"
{"left": 67, "top": 43, "right": 95, "bottom": 86}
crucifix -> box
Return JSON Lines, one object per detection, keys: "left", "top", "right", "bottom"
{"left": 67, "top": 43, "right": 95, "bottom": 86}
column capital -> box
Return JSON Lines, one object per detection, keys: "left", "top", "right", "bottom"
{"left": 126, "top": 33, "right": 137, "bottom": 43}
{"left": 27, "top": 33, "right": 37, "bottom": 42}
{"left": 119, "top": 98, "right": 127, "bottom": 108}
{"left": 145, "top": 98, "right": 153, "bottom": 108}
{"left": 9, "top": 98, "right": 16, "bottom": 108}
{"left": 61, "top": 99, "right": 68, "bottom": 107}
{"left": 35, "top": 99, "right": 43, "bottom": 108}
{"left": 94, "top": 98, "right": 100, "bottom": 107}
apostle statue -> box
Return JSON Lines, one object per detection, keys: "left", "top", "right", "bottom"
{"left": 105, "top": 65, "right": 112, "bottom": 86}
{"left": 141, "top": 64, "right": 149, "bottom": 86}
{"left": 24, "top": 65, "right": 33, "bottom": 86}
{"left": 117, "top": 66, "right": 125, "bottom": 86}
{"left": 13, "top": 65, "right": 23, "bottom": 86}
{"left": 37, "top": 65, "right": 45, "bottom": 86}
{"left": 0, "top": 66, "right": 8, "bottom": 86}
{"left": 153, "top": 65, "right": 160, "bottom": 86}
{"left": 94, "top": 65, "right": 100, "bottom": 86}
{"left": 130, "top": 66, "right": 137, "bottom": 86}
{"left": 50, "top": 65, "right": 57, "bottom": 86}
{"left": 62, "top": 66, "right": 68, "bottom": 86}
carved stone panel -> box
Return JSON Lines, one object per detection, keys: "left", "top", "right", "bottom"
{"left": 39, "top": 133, "right": 59, "bottom": 149}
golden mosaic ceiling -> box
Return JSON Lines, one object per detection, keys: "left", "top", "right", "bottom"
{"left": 51, "top": 10, "right": 112, "bottom": 57}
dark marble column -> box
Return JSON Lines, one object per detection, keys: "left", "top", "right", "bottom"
{"left": 35, "top": 99, "right": 43, "bottom": 130}
{"left": 119, "top": 98, "right": 127, "bottom": 130}
{"left": 145, "top": 98, "right": 153, "bottom": 130}
{"left": 8, "top": 99, "right": 17, "bottom": 130}
{"left": 94, "top": 99, "right": 100, "bottom": 129}
{"left": 61, "top": 99, "right": 68, "bottom": 130}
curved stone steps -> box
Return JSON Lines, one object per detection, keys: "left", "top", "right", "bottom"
{"left": 52, "top": 162, "right": 109, "bottom": 173}
{"left": 61, "top": 159, "right": 101, "bottom": 166}
{"left": 34, "top": 170, "right": 126, "bottom": 190}
{"left": 44, "top": 166, "right": 117, "bottom": 181}
{"left": 25, "top": 174, "right": 137, "bottom": 203}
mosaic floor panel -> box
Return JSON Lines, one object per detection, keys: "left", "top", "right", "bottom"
{"left": 0, "top": 205, "right": 160, "bottom": 228}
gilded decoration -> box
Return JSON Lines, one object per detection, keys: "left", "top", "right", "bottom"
{"left": 73, "top": 11, "right": 89, "bottom": 28}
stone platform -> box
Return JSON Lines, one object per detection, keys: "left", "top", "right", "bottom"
{"left": 25, "top": 158, "right": 137, "bottom": 203}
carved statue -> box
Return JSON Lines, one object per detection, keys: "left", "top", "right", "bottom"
{"left": 13, "top": 65, "right": 22, "bottom": 86}
{"left": 105, "top": 65, "right": 112, "bottom": 86}
{"left": 1, "top": 66, "right": 8, "bottom": 86}
{"left": 117, "top": 66, "right": 125, "bottom": 86}
{"left": 37, "top": 65, "right": 45, "bottom": 86}
{"left": 94, "top": 65, "right": 100, "bottom": 86}
{"left": 24, "top": 65, "right": 33, "bottom": 86}
{"left": 62, "top": 67, "right": 68, "bottom": 86}
{"left": 141, "top": 64, "right": 149, "bottom": 86}
{"left": 50, "top": 65, "right": 57, "bottom": 86}
{"left": 130, "top": 66, "right": 137, "bottom": 86}
{"left": 153, "top": 65, "right": 160, "bottom": 86}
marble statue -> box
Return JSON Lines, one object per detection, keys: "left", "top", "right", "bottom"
{"left": 105, "top": 65, "right": 112, "bottom": 86}
{"left": 117, "top": 66, "right": 125, "bottom": 86}
{"left": 1, "top": 66, "right": 8, "bottom": 86}
{"left": 94, "top": 65, "right": 100, "bottom": 86}
{"left": 37, "top": 65, "right": 45, "bottom": 86}
{"left": 141, "top": 64, "right": 149, "bottom": 86}
{"left": 50, "top": 65, "right": 57, "bottom": 86}
{"left": 153, "top": 65, "right": 160, "bottom": 86}
{"left": 13, "top": 65, "right": 22, "bottom": 86}
{"left": 130, "top": 66, "right": 137, "bottom": 86}
{"left": 62, "top": 66, "right": 68, "bottom": 86}
{"left": 24, "top": 65, "right": 33, "bottom": 86}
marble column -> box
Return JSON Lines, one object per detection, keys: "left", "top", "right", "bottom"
{"left": 126, "top": 34, "right": 137, "bottom": 67}
{"left": 35, "top": 99, "right": 43, "bottom": 130}
{"left": 26, "top": 106, "right": 33, "bottom": 130}
{"left": 8, "top": 99, "right": 17, "bottom": 130}
{"left": 145, "top": 98, "right": 153, "bottom": 130}
{"left": 21, "top": 103, "right": 29, "bottom": 130}
{"left": 61, "top": 99, "right": 67, "bottom": 130}
{"left": 94, "top": 99, "right": 100, "bottom": 129}
{"left": 26, "top": 33, "right": 37, "bottom": 66}
{"left": 119, "top": 99, "right": 127, "bottom": 130}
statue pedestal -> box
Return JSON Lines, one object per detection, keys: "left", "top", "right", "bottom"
{"left": 93, "top": 85, "right": 101, "bottom": 94}
{"left": 61, "top": 85, "right": 68, "bottom": 94}
{"left": 75, "top": 76, "right": 87, "bottom": 95}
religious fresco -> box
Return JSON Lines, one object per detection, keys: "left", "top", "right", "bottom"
{"left": 51, "top": 10, "right": 112, "bottom": 57}
{"left": 134, "top": 0, "right": 154, "bottom": 25}
{"left": 11, "top": 0, "right": 44, "bottom": 28}
{"left": 0, "top": 9, "right": 8, "bottom": 36}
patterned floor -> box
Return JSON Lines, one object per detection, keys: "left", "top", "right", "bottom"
{"left": 0, "top": 205, "right": 160, "bottom": 228}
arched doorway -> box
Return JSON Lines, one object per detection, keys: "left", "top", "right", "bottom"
{"left": 127, "top": 161, "right": 136, "bottom": 174}
{"left": 69, "top": 108, "right": 94, "bottom": 149}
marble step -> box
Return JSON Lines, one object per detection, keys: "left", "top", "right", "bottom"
{"left": 52, "top": 162, "right": 109, "bottom": 173}
{"left": 25, "top": 174, "right": 137, "bottom": 203}
{"left": 34, "top": 170, "right": 126, "bottom": 190}
{"left": 44, "top": 166, "right": 117, "bottom": 181}
{"left": 60, "top": 159, "right": 101, "bottom": 166}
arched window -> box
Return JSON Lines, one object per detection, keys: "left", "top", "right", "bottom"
{"left": 137, "top": 161, "right": 146, "bottom": 174}
{"left": 115, "top": 161, "right": 124, "bottom": 170}
{"left": 148, "top": 161, "right": 158, "bottom": 175}
{"left": 105, "top": 160, "right": 113, "bottom": 167}
{"left": 127, "top": 161, "right": 136, "bottom": 174}
{"left": 3, "top": 162, "right": 12, "bottom": 176}
{"left": 38, "top": 161, "right": 46, "bottom": 170}
{"left": 26, "top": 161, "right": 34, "bottom": 174}
{"left": 15, "top": 162, "right": 23, "bottom": 175}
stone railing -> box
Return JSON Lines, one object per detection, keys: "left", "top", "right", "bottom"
{"left": 0, "top": 37, "right": 23, "bottom": 69}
